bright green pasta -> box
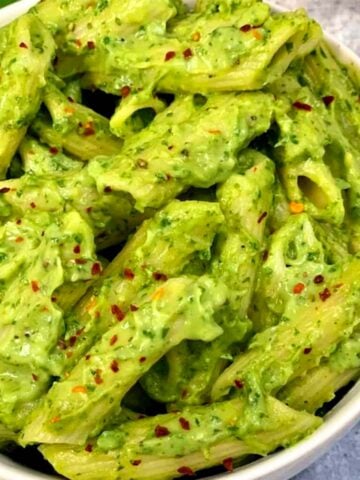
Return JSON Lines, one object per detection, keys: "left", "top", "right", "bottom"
{"left": 0, "top": 0, "right": 359, "bottom": 479}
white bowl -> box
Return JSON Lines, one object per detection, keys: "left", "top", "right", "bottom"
{"left": 0, "top": 1, "right": 359, "bottom": 480}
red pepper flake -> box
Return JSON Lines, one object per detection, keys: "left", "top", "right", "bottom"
{"left": 49, "top": 146, "right": 59, "bottom": 155}
{"left": 177, "top": 466, "right": 194, "bottom": 476}
{"left": 76, "top": 328, "right": 85, "bottom": 337}
{"left": 0, "top": 187, "right": 10, "bottom": 194}
{"left": 110, "top": 335, "right": 118, "bottom": 346}
{"left": 75, "top": 258, "right": 87, "bottom": 265}
{"left": 124, "top": 268, "right": 135, "bottom": 280}
{"left": 179, "top": 417, "right": 190, "bottom": 430}
{"left": 293, "top": 282, "right": 305, "bottom": 294}
{"left": 85, "top": 444, "right": 93, "bottom": 453}
{"left": 319, "top": 287, "right": 331, "bottom": 302}
{"left": 85, "top": 354, "right": 91, "bottom": 360}
{"left": 16, "top": 219, "right": 22, "bottom": 225}
{"left": 31, "top": 280, "right": 40, "bottom": 292}
{"left": 68, "top": 96, "right": 75, "bottom": 103}
{"left": 91, "top": 262, "right": 101, "bottom": 275}
{"left": 208, "top": 129, "right": 222, "bottom": 135}
{"left": 313, "top": 274, "right": 324, "bottom": 284}
{"left": 19, "top": 42, "right": 28, "bottom": 48}
{"left": 50, "top": 416, "right": 61, "bottom": 424}
{"left": 303, "top": 347, "right": 312, "bottom": 355}
{"left": 94, "top": 369, "right": 103, "bottom": 385}
{"left": 139, "top": 356, "right": 147, "bottom": 363}
{"left": 73, "top": 245, "right": 81, "bottom": 254}
{"left": 120, "top": 85, "right": 131, "bottom": 98}
{"left": 154, "top": 425, "right": 170, "bottom": 437}
{"left": 152, "top": 272, "right": 168, "bottom": 281}
{"left": 75, "top": 39, "right": 82, "bottom": 47}
{"left": 223, "top": 458, "right": 234, "bottom": 472}
{"left": 51, "top": 296, "right": 57, "bottom": 303}
{"left": 183, "top": 48, "right": 193, "bottom": 59}
{"left": 262, "top": 250, "right": 269, "bottom": 261}
{"left": 86, "top": 206, "right": 93, "bottom": 214}
{"left": 257, "top": 212, "right": 268, "bottom": 224}
{"left": 111, "top": 304, "right": 125, "bottom": 321}
{"left": 87, "top": 40, "right": 96, "bottom": 49}
{"left": 30, "top": 202, "right": 36, "bottom": 209}
{"left": 234, "top": 379, "right": 244, "bottom": 389}
{"left": 104, "top": 186, "right": 112, "bottom": 193}
{"left": 83, "top": 122, "right": 96, "bottom": 136}
{"left": 322, "top": 96, "right": 335, "bottom": 107}
{"left": 15, "top": 236, "right": 24, "bottom": 243}
{"left": 293, "top": 101, "right": 313, "bottom": 111}
{"left": 165, "top": 51, "right": 176, "bottom": 61}
{"left": 110, "top": 359, "right": 119, "bottom": 373}
{"left": 166, "top": 173, "right": 172, "bottom": 181}
{"left": 68, "top": 336, "right": 77, "bottom": 347}
{"left": 32, "top": 373, "right": 39, "bottom": 381}
{"left": 130, "top": 304, "right": 139, "bottom": 312}
{"left": 240, "top": 24, "right": 252, "bottom": 32}
{"left": 131, "top": 460, "right": 142, "bottom": 466}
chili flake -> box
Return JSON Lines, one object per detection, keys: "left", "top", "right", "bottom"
{"left": 0, "top": 187, "right": 10, "bottom": 194}
{"left": 75, "top": 39, "right": 82, "bottom": 47}
{"left": 293, "top": 101, "right": 313, "bottom": 111}
{"left": 165, "top": 51, "right": 176, "bottom": 61}
{"left": 87, "top": 40, "right": 96, "bottom": 49}
{"left": 19, "top": 42, "right": 28, "bottom": 48}
{"left": 32, "top": 374, "right": 39, "bottom": 381}
{"left": 322, "top": 96, "right": 335, "bottom": 107}
{"left": 94, "top": 370, "right": 103, "bottom": 385}
{"left": 289, "top": 201, "right": 304, "bottom": 214}
{"left": 293, "top": 282, "right": 305, "bottom": 294}
{"left": 154, "top": 425, "right": 170, "bottom": 437}
{"left": 303, "top": 347, "right": 312, "bottom": 355}
{"left": 131, "top": 460, "right": 142, "bottom": 466}
{"left": 30, "top": 202, "right": 36, "bottom": 209}
{"left": 223, "top": 458, "right": 234, "bottom": 472}
{"left": 179, "top": 417, "right": 190, "bottom": 430}
{"left": 75, "top": 258, "right": 87, "bottom": 265}
{"left": 91, "top": 262, "right": 102, "bottom": 275}
{"left": 15, "top": 236, "right": 24, "bottom": 243}
{"left": 110, "top": 335, "right": 118, "bottom": 346}
{"left": 110, "top": 359, "right": 119, "bottom": 373}
{"left": 72, "top": 385, "right": 87, "bottom": 393}
{"left": 192, "top": 31, "right": 201, "bottom": 41}
{"left": 85, "top": 354, "right": 91, "bottom": 360}
{"left": 183, "top": 48, "right": 193, "bottom": 59}
{"left": 177, "top": 466, "right": 194, "bottom": 476}
{"left": 240, "top": 24, "right": 251, "bottom": 32}
{"left": 104, "top": 186, "right": 112, "bottom": 193}
{"left": 139, "top": 356, "right": 147, "bottom": 363}
{"left": 152, "top": 272, "right": 168, "bottom": 281}
{"left": 124, "top": 268, "right": 135, "bottom": 280}
{"left": 121, "top": 85, "right": 131, "bottom": 97}
{"left": 31, "top": 281, "right": 40, "bottom": 292}
{"left": 85, "top": 444, "right": 93, "bottom": 453}
{"left": 319, "top": 287, "right": 331, "bottom": 302}
{"left": 234, "top": 379, "right": 244, "bottom": 389}
{"left": 68, "top": 336, "right": 77, "bottom": 347}
{"left": 111, "top": 304, "right": 125, "bottom": 321}
{"left": 83, "top": 122, "right": 95, "bottom": 136}
{"left": 130, "top": 304, "right": 139, "bottom": 312}
{"left": 73, "top": 245, "right": 81, "bottom": 254}
{"left": 313, "top": 274, "right": 324, "bottom": 284}
{"left": 49, "top": 146, "right": 59, "bottom": 155}
{"left": 50, "top": 416, "right": 61, "bottom": 424}
{"left": 257, "top": 212, "right": 268, "bottom": 224}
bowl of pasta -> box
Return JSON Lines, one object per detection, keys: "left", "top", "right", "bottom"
{"left": 0, "top": 0, "right": 359, "bottom": 480}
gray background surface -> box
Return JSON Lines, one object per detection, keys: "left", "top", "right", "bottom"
{"left": 277, "top": 1, "right": 360, "bottom": 479}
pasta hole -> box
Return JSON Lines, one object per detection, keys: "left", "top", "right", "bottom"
{"left": 297, "top": 176, "right": 329, "bottom": 209}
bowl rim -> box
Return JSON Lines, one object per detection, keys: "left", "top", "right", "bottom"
{"left": 0, "top": 1, "right": 359, "bottom": 480}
